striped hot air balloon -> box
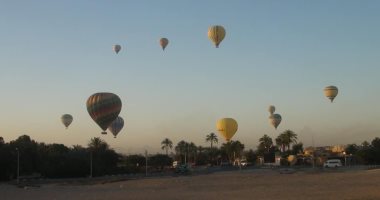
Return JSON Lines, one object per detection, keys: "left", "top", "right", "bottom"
{"left": 61, "top": 114, "right": 73, "bottom": 129}
{"left": 208, "top": 25, "right": 226, "bottom": 48}
{"left": 269, "top": 114, "right": 282, "bottom": 130}
{"left": 108, "top": 116, "right": 124, "bottom": 138}
{"left": 86, "top": 93, "right": 122, "bottom": 135}
{"left": 324, "top": 86, "right": 338, "bottom": 103}
{"left": 159, "top": 38, "right": 169, "bottom": 50}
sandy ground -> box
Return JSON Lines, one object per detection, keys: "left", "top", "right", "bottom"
{"left": 1, "top": 168, "right": 380, "bottom": 200}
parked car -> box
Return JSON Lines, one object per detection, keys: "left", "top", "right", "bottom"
{"left": 240, "top": 159, "right": 251, "bottom": 167}
{"left": 323, "top": 159, "right": 342, "bottom": 168}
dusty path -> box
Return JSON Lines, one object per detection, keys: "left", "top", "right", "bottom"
{"left": 1, "top": 169, "right": 380, "bottom": 200}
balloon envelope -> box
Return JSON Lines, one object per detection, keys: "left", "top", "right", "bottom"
{"left": 113, "top": 44, "right": 121, "bottom": 54}
{"left": 216, "top": 118, "right": 238, "bottom": 141}
{"left": 288, "top": 155, "right": 297, "bottom": 166}
{"left": 108, "top": 116, "right": 124, "bottom": 138}
{"left": 268, "top": 105, "right": 275, "bottom": 115}
{"left": 61, "top": 114, "right": 73, "bottom": 129}
{"left": 324, "top": 86, "right": 338, "bottom": 102}
{"left": 269, "top": 114, "right": 282, "bottom": 129}
{"left": 159, "top": 38, "right": 169, "bottom": 50}
{"left": 87, "top": 92, "right": 122, "bottom": 134}
{"left": 208, "top": 25, "right": 226, "bottom": 48}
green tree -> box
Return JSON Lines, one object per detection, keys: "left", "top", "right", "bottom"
{"left": 279, "top": 130, "right": 298, "bottom": 151}
{"left": 148, "top": 154, "right": 172, "bottom": 171}
{"left": 244, "top": 149, "right": 257, "bottom": 165}
{"left": 221, "top": 140, "right": 245, "bottom": 162}
{"left": 345, "top": 144, "right": 359, "bottom": 155}
{"left": 206, "top": 133, "right": 218, "bottom": 149}
{"left": 9, "top": 135, "right": 39, "bottom": 175}
{"left": 124, "top": 154, "right": 146, "bottom": 173}
{"left": 87, "top": 137, "right": 119, "bottom": 176}
{"left": 258, "top": 134, "right": 273, "bottom": 154}
{"left": 88, "top": 137, "right": 109, "bottom": 151}
{"left": 292, "top": 143, "right": 304, "bottom": 155}
{"left": 275, "top": 135, "right": 286, "bottom": 152}
{"left": 175, "top": 140, "right": 188, "bottom": 163}
{"left": 161, "top": 138, "right": 173, "bottom": 155}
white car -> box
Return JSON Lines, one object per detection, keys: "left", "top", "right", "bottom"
{"left": 323, "top": 159, "right": 342, "bottom": 168}
{"left": 240, "top": 159, "right": 250, "bottom": 167}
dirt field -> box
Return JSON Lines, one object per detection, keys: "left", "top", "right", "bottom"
{"left": 1, "top": 168, "right": 380, "bottom": 200}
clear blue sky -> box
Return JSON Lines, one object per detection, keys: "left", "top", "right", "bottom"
{"left": 1, "top": 0, "right": 379, "bottom": 154}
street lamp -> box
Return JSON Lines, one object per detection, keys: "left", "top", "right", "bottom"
{"left": 16, "top": 148, "right": 19, "bottom": 184}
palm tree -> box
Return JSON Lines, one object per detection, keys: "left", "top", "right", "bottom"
{"left": 88, "top": 137, "right": 109, "bottom": 151}
{"left": 275, "top": 135, "right": 286, "bottom": 152}
{"left": 188, "top": 142, "right": 197, "bottom": 163}
{"left": 280, "top": 130, "right": 298, "bottom": 151}
{"left": 259, "top": 134, "right": 273, "bottom": 153}
{"left": 161, "top": 138, "right": 173, "bottom": 155}
{"left": 175, "top": 140, "right": 188, "bottom": 163}
{"left": 206, "top": 133, "right": 218, "bottom": 149}
{"left": 221, "top": 140, "right": 245, "bottom": 162}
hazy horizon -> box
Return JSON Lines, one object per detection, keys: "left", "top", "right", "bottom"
{"left": 1, "top": 1, "right": 379, "bottom": 154}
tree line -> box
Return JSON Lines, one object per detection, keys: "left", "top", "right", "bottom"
{"left": 1, "top": 131, "right": 379, "bottom": 181}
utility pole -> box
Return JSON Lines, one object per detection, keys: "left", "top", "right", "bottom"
{"left": 90, "top": 151, "right": 93, "bottom": 178}
{"left": 312, "top": 134, "right": 315, "bottom": 169}
{"left": 16, "top": 148, "right": 19, "bottom": 184}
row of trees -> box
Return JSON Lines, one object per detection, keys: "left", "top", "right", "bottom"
{"left": 0, "top": 135, "right": 120, "bottom": 180}
{"left": 0, "top": 135, "right": 173, "bottom": 181}
{"left": 161, "top": 130, "right": 380, "bottom": 167}
{"left": 159, "top": 130, "right": 300, "bottom": 165}
{"left": 1, "top": 131, "right": 379, "bottom": 181}
{"left": 345, "top": 138, "right": 380, "bottom": 165}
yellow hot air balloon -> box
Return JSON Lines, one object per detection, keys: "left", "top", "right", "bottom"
{"left": 268, "top": 105, "right": 275, "bottom": 115}
{"left": 159, "top": 38, "right": 169, "bottom": 51}
{"left": 216, "top": 118, "right": 238, "bottom": 141}
{"left": 324, "top": 86, "right": 338, "bottom": 102}
{"left": 208, "top": 25, "right": 226, "bottom": 48}
{"left": 287, "top": 155, "right": 297, "bottom": 166}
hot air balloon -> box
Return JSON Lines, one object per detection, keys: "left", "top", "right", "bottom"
{"left": 87, "top": 92, "right": 122, "bottom": 135}
{"left": 268, "top": 105, "right": 275, "bottom": 115}
{"left": 287, "top": 155, "right": 297, "bottom": 166}
{"left": 61, "top": 114, "right": 73, "bottom": 129}
{"left": 208, "top": 25, "right": 226, "bottom": 48}
{"left": 113, "top": 44, "right": 121, "bottom": 54}
{"left": 324, "top": 86, "right": 338, "bottom": 102}
{"left": 269, "top": 114, "right": 282, "bottom": 129}
{"left": 216, "top": 118, "right": 238, "bottom": 141}
{"left": 108, "top": 116, "right": 124, "bottom": 138}
{"left": 159, "top": 38, "right": 169, "bottom": 51}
